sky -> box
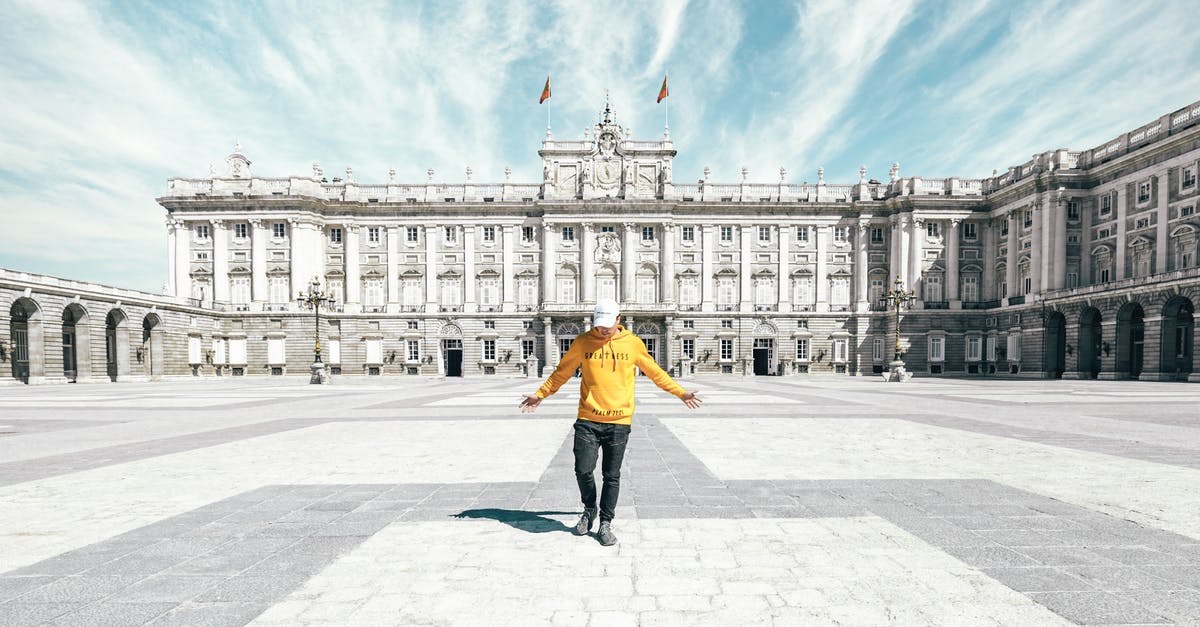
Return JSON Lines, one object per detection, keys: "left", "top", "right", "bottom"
{"left": 2, "top": 0, "right": 1199, "bottom": 293}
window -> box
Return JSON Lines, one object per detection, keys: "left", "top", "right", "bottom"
{"left": 1098, "top": 227, "right": 1112, "bottom": 239}
{"left": 967, "top": 337, "right": 981, "bottom": 361}
{"left": 522, "top": 226, "right": 535, "bottom": 243}
{"left": 326, "top": 279, "right": 343, "bottom": 304}
{"left": 1138, "top": 181, "right": 1151, "bottom": 203}
{"left": 754, "top": 277, "right": 775, "bottom": 307}
{"left": 796, "top": 227, "right": 809, "bottom": 243}
{"left": 1135, "top": 217, "right": 1150, "bottom": 230}
{"left": 871, "top": 227, "right": 884, "bottom": 244}
{"left": 601, "top": 225, "right": 615, "bottom": 234}
{"left": 642, "top": 226, "right": 655, "bottom": 241}
{"left": 483, "top": 339, "right": 496, "bottom": 361}
{"left": 1067, "top": 202, "right": 1080, "bottom": 221}
{"left": 1067, "top": 272, "right": 1078, "bottom": 288}
{"left": 795, "top": 339, "right": 809, "bottom": 361}
{"left": 962, "top": 275, "right": 978, "bottom": 302}
{"left": 717, "top": 278, "right": 736, "bottom": 308}
{"left": 364, "top": 279, "right": 385, "bottom": 307}
{"left": 1023, "top": 276, "right": 1031, "bottom": 294}
{"left": 869, "top": 278, "right": 885, "bottom": 306}
{"left": 405, "top": 226, "right": 419, "bottom": 243}
{"left": 329, "top": 228, "right": 342, "bottom": 244}
{"left": 720, "top": 319, "right": 733, "bottom": 329}
{"left": 873, "top": 339, "right": 884, "bottom": 361}
{"left": 719, "top": 338, "right": 733, "bottom": 361}
{"left": 683, "top": 320, "right": 695, "bottom": 329}
{"left": 195, "top": 224, "right": 210, "bottom": 240}
{"left": 557, "top": 277, "right": 576, "bottom": 304}
{"left": 482, "top": 320, "right": 496, "bottom": 330}
{"left": 833, "top": 339, "right": 848, "bottom": 362}
{"left": 521, "top": 339, "right": 535, "bottom": 359}
{"left": 1100, "top": 194, "right": 1112, "bottom": 216}
{"left": 833, "top": 226, "right": 848, "bottom": 243}
{"left": 234, "top": 223, "right": 248, "bottom": 239}
{"left": 1184, "top": 166, "right": 1197, "bottom": 190}
{"left": 638, "top": 277, "right": 656, "bottom": 303}
{"left": 924, "top": 275, "right": 942, "bottom": 302}
{"left": 831, "top": 277, "right": 850, "bottom": 308}
{"left": 231, "top": 277, "right": 251, "bottom": 305}
{"left": 682, "top": 226, "right": 695, "bottom": 242}
{"left": 597, "top": 277, "right": 616, "bottom": 301}
{"left": 679, "top": 277, "right": 699, "bottom": 305}
{"left": 561, "top": 226, "right": 575, "bottom": 242}
{"left": 720, "top": 226, "right": 733, "bottom": 242}
{"left": 273, "top": 223, "right": 286, "bottom": 238}
{"left": 1023, "top": 211, "right": 1032, "bottom": 228}
{"left": 522, "top": 320, "right": 533, "bottom": 330}
{"left": 963, "top": 223, "right": 977, "bottom": 240}
{"left": 793, "top": 277, "right": 813, "bottom": 306}
{"left": 1007, "top": 334, "right": 1022, "bottom": 361}
{"left": 925, "top": 222, "right": 940, "bottom": 238}
{"left": 986, "top": 337, "right": 996, "bottom": 362}
{"left": 929, "top": 337, "right": 945, "bottom": 362}
{"left": 407, "top": 320, "right": 419, "bottom": 330}
{"left": 440, "top": 278, "right": 461, "bottom": 306}
{"left": 758, "top": 226, "right": 771, "bottom": 242}
{"left": 268, "top": 276, "right": 289, "bottom": 304}
{"left": 1181, "top": 205, "right": 1196, "bottom": 218}
{"left": 1100, "top": 267, "right": 1111, "bottom": 283}
{"left": 268, "top": 338, "right": 285, "bottom": 364}
{"left": 1001, "top": 220, "right": 1009, "bottom": 236}
{"left": 479, "top": 278, "right": 499, "bottom": 307}
{"left": 682, "top": 338, "right": 695, "bottom": 359}
{"left": 482, "top": 226, "right": 496, "bottom": 242}
{"left": 444, "top": 226, "right": 457, "bottom": 243}
{"left": 367, "top": 227, "right": 381, "bottom": 244}
{"left": 559, "top": 338, "right": 572, "bottom": 356}
{"left": 406, "top": 340, "right": 420, "bottom": 362}
{"left": 402, "top": 279, "right": 422, "bottom": 307}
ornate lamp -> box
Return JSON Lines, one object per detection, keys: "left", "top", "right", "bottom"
{"left": 296, "top": 276, "right": 337, "bottom": 384}
{"left": 877, "top": 274, "right": 916, "bottom": 381}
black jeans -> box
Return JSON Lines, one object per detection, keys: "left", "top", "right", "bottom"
{"left": 573, "top": 419, "right": 631, "bottom": 523}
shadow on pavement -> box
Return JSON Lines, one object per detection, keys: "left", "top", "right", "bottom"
{"left": 452, "top": 508, "right": 577, "bottom": 534}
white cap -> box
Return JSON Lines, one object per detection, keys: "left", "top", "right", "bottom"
{"left": 592, "top": 298, "right": 620, "bottom": 328}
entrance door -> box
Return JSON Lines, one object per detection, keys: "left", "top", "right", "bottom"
{"left": 444, "top": 339, "right": 463, "bottom": 377}
{"left": 11, "top": 325, "right": 29, "bottom": 384}
{"left": 1044, "top": 312, "right": 1066, "bottom": 379}
{"left": 105, "top": 328, "right": 118, "bottom": 381}
{"left": 62, "top": 330, "right": 76, "bottom": 381}
{"left": 753, "top": 338, "right": 773, "bottom": 375}
{"left": 1078, "top": 308, "right": 1102, "bottom": 379}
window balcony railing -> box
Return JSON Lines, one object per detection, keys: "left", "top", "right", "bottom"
{"left": 754, "top": 304, "right": 778, "bottom": 312}
{"left": 1008, "top": 295, "right": 1026, "bottom": 306}
{"left": 716, "top": 304, "right": 737, "bottom": 312}
{"left": 399, "top": 305, "right": 422, "bottom": 312}
{"left": 924, "top": 301, "right": 949, "bottom": 310}
{"left": 679, "top": 304, "right": 701, "bottom": 311}
{"left": 439, "top": 305, "right": 463, "bottom": 312}
{"left": 792, "top": 304, "right": 814, "bottom": 312}
{"left": 264, "top": 303, "right": 290, "bottom": 312}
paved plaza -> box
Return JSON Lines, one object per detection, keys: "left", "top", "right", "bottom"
{"left": 0, "top": 376, "right": 1199, "bottom": 626}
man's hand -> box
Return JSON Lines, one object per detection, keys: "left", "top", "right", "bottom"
{"left": 519, "top": 394, "right": 543, "bottom": 413}
{"left": 680, "top": 390, "right": 702, "bottom": 409}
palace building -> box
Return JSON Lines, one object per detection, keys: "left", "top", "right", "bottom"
{"left": 3, "top": 99, "right": 1198, "bottom": 383}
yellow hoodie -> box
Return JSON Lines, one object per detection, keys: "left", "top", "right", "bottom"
{"left": 535, "top": 325, "right": 686, "bottom": 425}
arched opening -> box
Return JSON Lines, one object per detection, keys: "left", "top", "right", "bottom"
{"left": 1160, "top": 296, "right": 1195, "bottom": 381}
{"left": 1044, "top": 311, "right": 1066, "bottom": 379}
{"left": 105, "top": 309, "right": 129, "bottom": 382}
{"left": 61, "top": 303, "right": 91, "bottom": 382}
{"left": 10, "top": 297, "right": 43, "bottom": 384}
{"left": 1077, "top": 307, "right": 1102, "bottom": 379}
{"left": 1116, "top": 302, "right": 1145, "bottom": 380}
{"left": 141, "top": 313, "right": 165, "bottom": 379}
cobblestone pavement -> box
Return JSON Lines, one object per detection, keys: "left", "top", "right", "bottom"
{"left": 1, "top": 376, "right": 1199, "bottom": 625}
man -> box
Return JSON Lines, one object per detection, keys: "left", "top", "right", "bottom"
{"left": 519, "top": 298, "right": 702, "bottom": 546}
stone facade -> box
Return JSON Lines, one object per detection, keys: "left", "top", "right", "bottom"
{"left": 4, "top": 100, "right": 1200, "bottom": 383}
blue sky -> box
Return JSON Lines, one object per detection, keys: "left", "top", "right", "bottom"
{"left": 2, "top": 0, "right": 1199, "bottom": 293}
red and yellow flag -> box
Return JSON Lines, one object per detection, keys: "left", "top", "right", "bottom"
{"left": 539, "top": 75, "right": 551, "bottom": 104}
{"left": 657, "top": 75, "right": 669, "bottom": 103}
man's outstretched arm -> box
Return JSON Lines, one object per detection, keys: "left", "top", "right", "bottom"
{"left": 519, "top": 340, "right": 584, "bottom": 412}
{"left": 635, "top": 340, "right": 702, "bottom": 409}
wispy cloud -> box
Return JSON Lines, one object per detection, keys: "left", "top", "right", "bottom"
{"left": 1, "top": 0, "right": 1198, "bottom": 291}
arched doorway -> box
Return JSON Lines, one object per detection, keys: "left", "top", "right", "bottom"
{"left": 1116, "top": 302, "right": 1145, "bottom": 380}
{"left": 1160, "top": 296, "right": 1195, "bottom": 381}
{"left": 10, "top": 298, "right": 43, "bottom": 384}
{"left": 141, "top": 313, "right": 165, "bottom": 379}
{"left": 105, "top": 309, "right": 129, "bottom": 382}
{"left": 1044, "top": 311, "right": 1066, "bottom": 379}
{"left": 61, "top": 303, "right": 91, "bottom": 382}
{"left": 1077, "top": 307, "right": 1102, "bottom": 379}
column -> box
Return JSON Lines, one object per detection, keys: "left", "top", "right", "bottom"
{"left": 166, "top": 218, "right": 178, "bottom": 298}
{"left": 908, "top": 217, "right": 924, "bottom": 301}
{"left": 947, "top": 219, "right": 960, "bottom": 302}
{"left": 386, "top": 226, "right": 400, "bottom": 307}
{"left": 889, "top": 217, "right": 901, "bottom": 285}
{"left": 542, "top": 223, "right": 556, "bottom": 305}
{"left": 543, "top": 316, "right": 556, "bottom": 369}
{"left": 211, "top": 220, "right": 227, "bottom": 303}
{"left": 815, "top": 225, "right": 829, "bottom": 311}
{"left": 982, "top": 219, "right": 997, "bottom": 300}
{"left": 502, "top": 225, "right": 515, "bottom": 311}
{"left": 739, "top": 225, "right": 752, "bottom": 310}
{"left": 463, "top": 225, "right": 476, "bottom": 312}
{"left": 622, "top": 222, "right": 636, "bottom": 302}
{"left": 425, "top": 225, "right": 439, "bottom": 311}
{"left": 660, "top": 222, "right": 674, "bottom": 303}
{"left": 1115, "top": 186, "right": 1127, "bottom": 280}
{"left": 1155, "top": 173, "right": 1169, "bottom": 274}
{"left": 1080, "top": 201, "right": 1092, "bottom": 286}
{"left": 1030, "top": 203, "right": 1043, "bottom": 295}
{"left": 581, "top": 223, "right": 595, "bottom": 303}
{"left": 855, "top": 221, "right": 869, "bottom": 311}
{"left": 778, "top": 225, "right": 790, "bottom": 309}
{"left": 1053, "top": 196, "right": 1068, "bottom": 289}
{"left": 345, "top": 225, "right": 361, "bottom": 312}
{"left": 701, "top": 224, "right": 715, "bottom": 312}
{"left": 290, "top": 219, "right": 309, "bottom": 299}
{"left": 174, "top": 219, "right": 191, "bottom": 303}
{"left": 1005, "top": 211, "right": 1019, "bottom": 298}
{"left": 898, "top": 216, "right": 911, "bottom": 290}
{"left": 250, "top": 219, "right": 266, "bottom": 306}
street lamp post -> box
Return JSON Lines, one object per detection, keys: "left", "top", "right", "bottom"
{"left": 878, "top": 274, "right": 915, "bottom": 382}
{"left": 296, "top": 276, "right": 336, "bottom": 384}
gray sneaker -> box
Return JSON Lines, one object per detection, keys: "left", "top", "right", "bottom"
{"left": 597, "top": 520, "right": 618, "bottom": 546}
{"left": 573, "top": 508, "right": 597, "bottom": 536}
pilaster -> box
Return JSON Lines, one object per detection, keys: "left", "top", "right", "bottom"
{"left": 947, "top": 219, "right": 960, "bottom": 303}
{"left": 660, "top": 222, "right": 675, "bottom": 303}
{"left": 622, "top": 222, "right": 636, "bottom": 302}
{"left": 815, "top": 225, "right": 829, "bottom": 312}
{"left": 582, "top": 223, "right": 595, "bottom": 304}
{"left": 502, "top": 225, "right": 516, "bottom": 311}
{"left": 249, "top": 218, "right": 267, "bottom": 307}
{"left": 463, "top": 225, "right": 476, "bottom": 313}
{"left": 345, "top": 225, "right": 361, "bottom": 312}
